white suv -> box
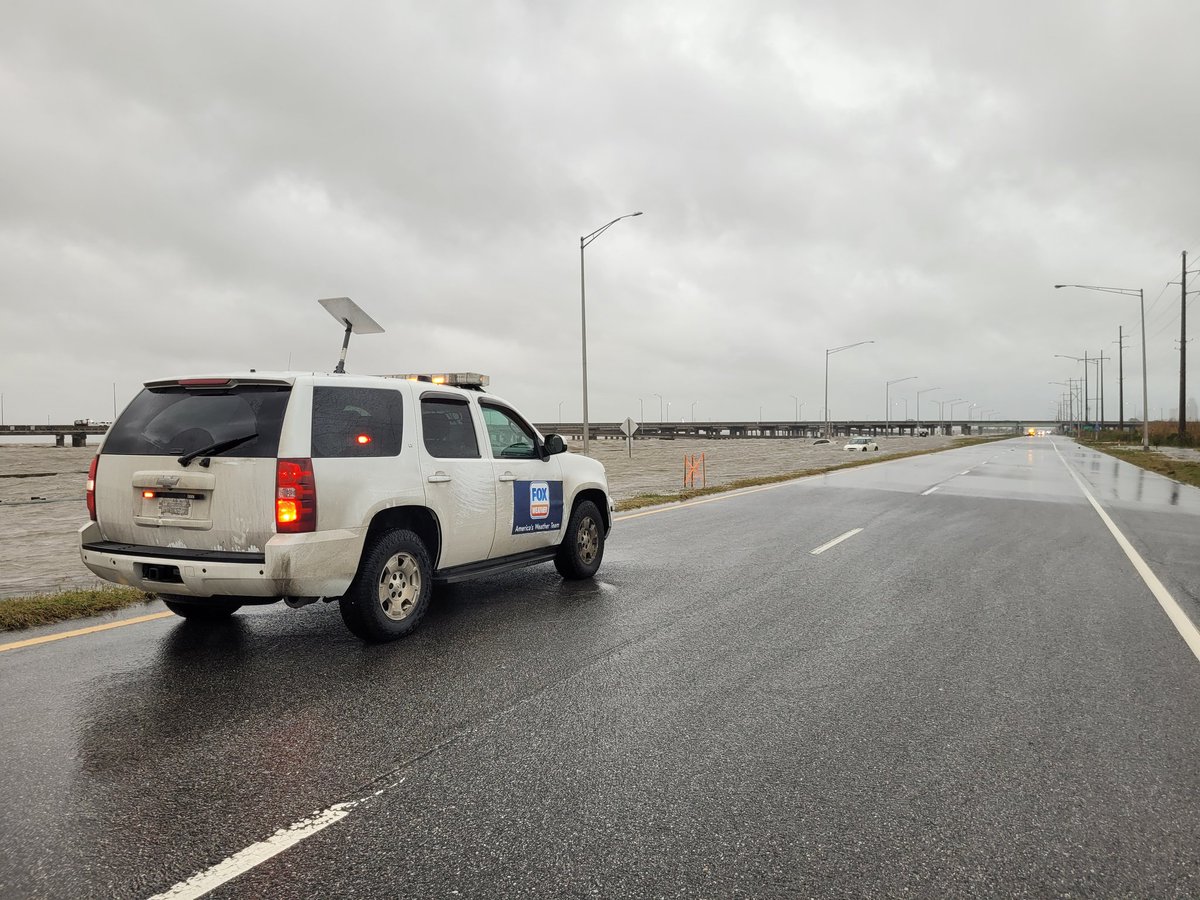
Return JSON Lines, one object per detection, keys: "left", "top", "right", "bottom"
{"left": 79, "top": 371, "right": 611, "bottom": 642}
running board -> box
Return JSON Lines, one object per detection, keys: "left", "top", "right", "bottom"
{"left": 434, "top": 547, "right": 558, "bottom": 585}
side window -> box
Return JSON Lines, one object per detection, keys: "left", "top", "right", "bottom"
{"left": 481, "top": 404, "right": 538, "bottom": 459}
{"left": 311, "top": 387, "right": 403, "bottom": 458}
{"left": 421, "top": 398, "right": 481, "bottom": 459}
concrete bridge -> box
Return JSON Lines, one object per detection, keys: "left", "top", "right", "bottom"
{"left": 0, "top": 424, "right": 110, "bottom": 446}
{"left": 535, "top": 419, "right": 1075, "bottom": 441}
{"left": 2, "top": 419, "right": 1095, "bottom": 448}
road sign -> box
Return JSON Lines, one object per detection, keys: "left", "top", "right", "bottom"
{"left": 621, "top": 417, "right": 639, "bottom": 436}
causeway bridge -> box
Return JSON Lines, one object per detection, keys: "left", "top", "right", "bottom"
{"left": 2, "top": 419, "right": 1083, "bottom": 448}
{"left": 0, "top": 424, "right": 110, "bottom": 446}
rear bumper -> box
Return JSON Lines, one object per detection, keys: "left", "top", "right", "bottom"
{"left": 79, "top": 522, "right": 362, "bottom": 599}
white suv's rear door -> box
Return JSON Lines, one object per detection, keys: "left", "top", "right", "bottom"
{"left": 92, "top": 379, "right": 291, "bottom": 554}
{"left": 416, "top": 394, "right": 497, "bottom": 569}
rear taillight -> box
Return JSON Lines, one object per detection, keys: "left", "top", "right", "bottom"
{"left": 276, "top": 458, "right": 317, "bottom": 533}
{"left": 86, "top": 456, "right": 98, "bottom": 520}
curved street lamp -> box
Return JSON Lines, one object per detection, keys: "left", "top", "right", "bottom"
{"left": 1055, "top": 284, "right": 1148, "bottom": 450}
{"left": 885, "top": 376, "right": 917, "bottom": 435}
{"left": 916, "top": 386, "right": 940, "bottom": 434}
{"left": 824, "top": 340, "right": 875, "bottom": 438}
{"left": 580, "top": 211, "right": 643, "bottom": 453}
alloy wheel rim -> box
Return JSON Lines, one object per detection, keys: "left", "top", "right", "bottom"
{"left": 577, "top": 517, "right": 599, "bottom": 564}
{"left": 377, "top": 551, "right": 421, "bottom": 621}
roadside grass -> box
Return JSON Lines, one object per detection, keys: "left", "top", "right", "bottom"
{"left": 615, "top": 435, "right": 1010, "bottom": 512}
{"left": 0, "top": 586, "right": 153, "bottom": 632}
{"left": 3, "top": 434, "right": 1013, "bottom": 631}
{"left": 1084, "top": 443, "right": 1200, "bottom": 490}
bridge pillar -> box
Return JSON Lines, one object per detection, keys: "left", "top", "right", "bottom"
{"left": 72, "top": 432, "right": 87, "bottom": 447}
{"left": 55, "top": 433, "right": 65, "bottom": 447}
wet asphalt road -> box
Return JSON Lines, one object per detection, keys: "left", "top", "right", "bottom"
{"left": 2, "top": 436, "right": 1200, "bottom": 899}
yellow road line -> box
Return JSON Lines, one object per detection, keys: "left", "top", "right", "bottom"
{"left": 0, "top": 611, "right": 174, "bottom": 654}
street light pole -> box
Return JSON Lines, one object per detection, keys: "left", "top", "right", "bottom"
{"left": 790, "top": 394, "right": 799, "bottom": 422}
{"left": 885, "top": 376, "right": 917, "bottom": 436}
{"left": 653, "top": 393, "right": 663, "bottom": 424}
{"left": 580, "top": 211, "right": 643, "bottom": 454}
{"left": 936, "top": 398, "right": 962, "bottom": 436}
{"left": 1055, "top": 284, "right": 1149, "bottom": 450}
{"left": 824, "top": 340, "right": 875, "bottom": 439}
{"left": 916, "top": 387, "right": 940, "bottom": 435}
{"left": 948, "top": 399, "right": 970, "bottom": 432}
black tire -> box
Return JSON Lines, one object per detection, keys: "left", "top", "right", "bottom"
{"left": 555, "top": 500, "right": 605, "bottom": 580}
{"left": 340, "top": 529, "right": 432, "bottom": 642}
{"left": 161, "top": 595, "right": 242, "bottom": 620}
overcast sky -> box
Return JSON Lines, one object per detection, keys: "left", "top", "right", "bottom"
{"left": 2, "top": 0, "right": 1198, "bottom": 429}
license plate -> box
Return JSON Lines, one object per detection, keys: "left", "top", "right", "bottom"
{"left": 159, "top": 497, "right": 192, "bottom": 518}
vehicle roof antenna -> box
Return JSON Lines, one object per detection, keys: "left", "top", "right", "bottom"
{"left": 318, "top": 297, "right": 385, "bottom": 374}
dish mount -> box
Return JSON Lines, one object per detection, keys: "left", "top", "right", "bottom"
{"left": 318, "top": 297, "right": 385, "bottom": 374}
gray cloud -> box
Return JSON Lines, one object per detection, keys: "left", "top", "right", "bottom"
{"left": 2, "top": 0, "right": 1197, "bottom": 427}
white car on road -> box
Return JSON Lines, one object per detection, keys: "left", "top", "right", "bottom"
{"left": 844, "top": 437, "right": 880, "bottom": 452}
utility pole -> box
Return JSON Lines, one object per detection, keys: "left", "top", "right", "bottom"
{"left": 1114, "top": 326, "right": 1126, "bottom": 434}
{"left": 1083, "top": 350, "right": 1090, "bottom": 432}
{"left": 1096, "top": 351, "right": 1110, "bottom": 429}
{"left": 1182, "top": 250, "right": 1188, "bottom": 440}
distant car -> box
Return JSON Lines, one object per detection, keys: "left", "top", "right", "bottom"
{"left": 844, "top": 438, "right": 879, "bottom": 452}
{"left": 813, "top": 438, "right": 831, "bottom": 445}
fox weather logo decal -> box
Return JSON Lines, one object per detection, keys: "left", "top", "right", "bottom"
{"left": 529, "top": 482, "right": 551, "bottom": 519}
{"left": 513, "top": 480, "right": 563, "bottom": 534}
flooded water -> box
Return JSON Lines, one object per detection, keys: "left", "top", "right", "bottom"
{"left": 0, "top": 443, "right": 104, "bottom": 598}
{"left": 0, "top": 434, "right": 960, "bottom": 599}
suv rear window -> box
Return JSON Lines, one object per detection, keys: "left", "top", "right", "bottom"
{"left": 311, "top": 386, "right": 403, "bottom": 458}
{"left": 103, "top": 384, "right": 290, "bottom": 457}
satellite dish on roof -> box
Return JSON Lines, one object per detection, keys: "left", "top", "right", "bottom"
{"left": 318, "top": 297, "right": 385, "bottom": 374}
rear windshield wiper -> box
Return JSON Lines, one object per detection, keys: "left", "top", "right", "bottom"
{"left": 177, "top": 432, "right": 258, "bottom": 467}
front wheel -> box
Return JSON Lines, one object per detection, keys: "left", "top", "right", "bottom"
{"left": 555, "top": 500, "right": 605, "bottom": 580}
{"left": 161, "top": 595, "right": 242, "bottom": 620}
{"left": 340, "top": 529, "right": 433, "bottom": 642}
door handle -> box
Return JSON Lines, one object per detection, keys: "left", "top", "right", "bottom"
{"left": 427, "top": 472, "right": 452, "bottom": 484}
{"left": 497, "top": 472, "right": 517, "bottom": 482}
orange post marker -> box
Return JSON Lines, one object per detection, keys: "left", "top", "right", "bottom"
{"left": 684, "top": 452, "right": 706, "bottom": 489}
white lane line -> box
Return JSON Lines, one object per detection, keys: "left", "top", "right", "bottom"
{"left": 921, "top": 486, "right": 940, "bottom": 496}
{"left": 810, "top": 527, "right": 863, "bottom": 555}
{"left": 959, "top": 469, "right": 972, "bottom": 476}
{"left": 147, "top": 782, "right": 397, "bottom": 900}
{"left": 1052, "top": 442, "right": 1200, "bottom": 664}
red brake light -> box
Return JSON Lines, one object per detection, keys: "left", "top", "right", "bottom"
{"left": 178, "top": 378, "right": 232, "bottom": 387}
{"left": 276, "top": 458, "right": 317, "bottom": 533}
{"left": 86, "top": 456, "right": 98, "bottom": 520}
{"left": 356, "top": 434, "right": 371, "bottom": 445}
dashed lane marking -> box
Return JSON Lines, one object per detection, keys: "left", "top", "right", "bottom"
{"left": 810, "top": 528, "right": 864, "bottom": 555}
{"left": 921, "top": 486, "right": 940, "bottom": 496}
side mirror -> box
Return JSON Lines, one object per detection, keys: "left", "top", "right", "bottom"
{"left": 542, "top": 434, "right": 567, "bottom": 457}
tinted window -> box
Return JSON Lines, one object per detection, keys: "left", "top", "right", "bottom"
{"left": 481, "top": 404, "right": 538, "bottom": 459}
{"left": 421, "top": 398, "right": 480, "bottom": 459}
{"left": 312, "top": 387, "right": 403, "bottom": 458}
{"left": 103, "top": 385, "right": 289, "bottom": 457}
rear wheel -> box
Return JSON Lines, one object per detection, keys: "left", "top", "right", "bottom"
{"left": 340, "top": 529, "right": 432, "bottom": 642}
{"left": 161, "top": 595, "right": 242, "bottom": 620}
{"left": 555, "top": 500, "right": 605, "bottom": 580}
